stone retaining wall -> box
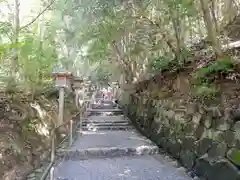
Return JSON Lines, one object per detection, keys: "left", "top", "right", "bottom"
{"left": 123, "top": 93, "right": 240, "bottom": 180}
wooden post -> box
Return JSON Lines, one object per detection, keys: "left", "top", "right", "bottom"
{"left": 69, "top": 120, "right": 73, "bottom": 146}
{"left": 58, "top": 87, "right": 65, "bottom": 125}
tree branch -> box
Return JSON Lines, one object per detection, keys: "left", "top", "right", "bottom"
{"left": 20, "top": 0, "right": 55, "bottom": 30}
{"left": 132, "top": 15, "right": 177, "bottom": 54}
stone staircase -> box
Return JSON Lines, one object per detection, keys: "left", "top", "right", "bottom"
{"left": 81, "top": 115, "right": 133, "bottom": 131}
{"left": 53, "top": 99, "right": 193, "bottom": 180}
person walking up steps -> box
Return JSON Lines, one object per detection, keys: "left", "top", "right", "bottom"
{"left": 102, "top": 87, "right": 107, "bottom": 100}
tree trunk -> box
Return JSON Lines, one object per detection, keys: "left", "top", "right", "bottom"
{"left": 7, "top": 0, "right": 20, "bottom": 91}
{"left": 210, "top": 0, "right": 220, "bottom": 34}
{"left": 172, "top": 11, "right": 185, "bottom": 64}
{"left": 200, "top": 0, "right": 222, "bottom": 57}
{"left": 13, "top": 0, "right": 20, "bottom": 73}
{"left": 221, "top": 0, "right": 237, "bottom": 28}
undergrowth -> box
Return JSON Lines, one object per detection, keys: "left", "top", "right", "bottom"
{"left": 151, "top": 54, "right": 236, "bottom": 99}
{"left": 150, "top": 54, "right": 176, "bottom": 72}
{"left": 150, "top": 49, "right": 192, "bottom": 72}
{"left": 194, "top": 56, "right": 234, "bottom": 83}
{"left": 192, "top": 56, "right": 234, "bottom": 98}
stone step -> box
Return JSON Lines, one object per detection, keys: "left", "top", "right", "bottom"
{"left": 90, "top": 105, "right": 116, "bottom": 109}
{"left": 54, "top": 155, "right": 192, "bottom": 180}
{"left": 87, "top": 108, "right": 122, "bottom": 112}
{"left": 88, "top": 115, "right": 125, "bottom": 119}
{"left": 82, "top": 116, "right": 126, "bottom": 122}
{"left": 91, "top": 101, "right": 115, "bottom": 104}
{"left": 80, "top": 125, "right": 134, "bottom": 131}
{"left": 81, "top": 121, "right": 130, "bottom": 126}
{"left": 53, "top": 155, "right": 192, "bottom": 180}
{"left": 82, "top": 119, "right": 129, "bottom": 123}
{"left": 56, "top": 146, "right": 159, "bottom": 161}
{"left": 81, "top": 119, "right": 128, "bottom": 123}
{"left": 102, "top": 100, "right": 115, "bottom": 103}
{"left": 94, "top": 99, "right": 115, "bottom": 104}
{"left": 92, "top": 100, "right": 115, "bottom": 103}
{"left": 87, "top": 112, "right": 123, "bottom": 116}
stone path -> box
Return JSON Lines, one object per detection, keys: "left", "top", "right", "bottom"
{"left": 53, "top": 99, "right": 194, "bottom": 180}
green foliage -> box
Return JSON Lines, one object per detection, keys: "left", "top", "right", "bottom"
{"left": 80, "top": 8, "right": 129, "bottom": 62}
{"left": 227, "top": 149, "right": 240, "bottom": 166}
{"left": 94, "top": 66, "right": 111, "bottom": 84}
{"left": 0, "top": 21, "right": 12, "bottom": 40}
{"left": 194, "top": 56, "right": 234, "bottom": 84}
{"left": 0, "top": 42, "right": 22, "bottom": 59}
{"left": 164, "top": 0, "right": 197, "bottom": 16}
{"left": 193, "top": 83, "right": 219, "bottom": 99}
{"left": 150, "top": 54, "right": 176, "bottom": 72}
{"left": 192, "top": 56, "right": 233, "bottom": 98}
{"left": 22, "top": 118, "right": 39, "bottom": 133}
{"left": 231, "top": 151, "right": 240, "bottom": 163}
{"left": 19, "top": 34, "right": 57, "bottom": 86}
{"left": 150, "top": 48, "right": 191, "bottom": 73}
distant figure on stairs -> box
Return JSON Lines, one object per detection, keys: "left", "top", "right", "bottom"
{"left": 107, "top": 85, "right": 113, "bottom": 100}
{"left": 101, "top": 87, "right": 107, "bottom": 100}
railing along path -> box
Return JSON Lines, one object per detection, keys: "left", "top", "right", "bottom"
{"left": 40, "top": 99, "right": 90, "bottom": 180}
